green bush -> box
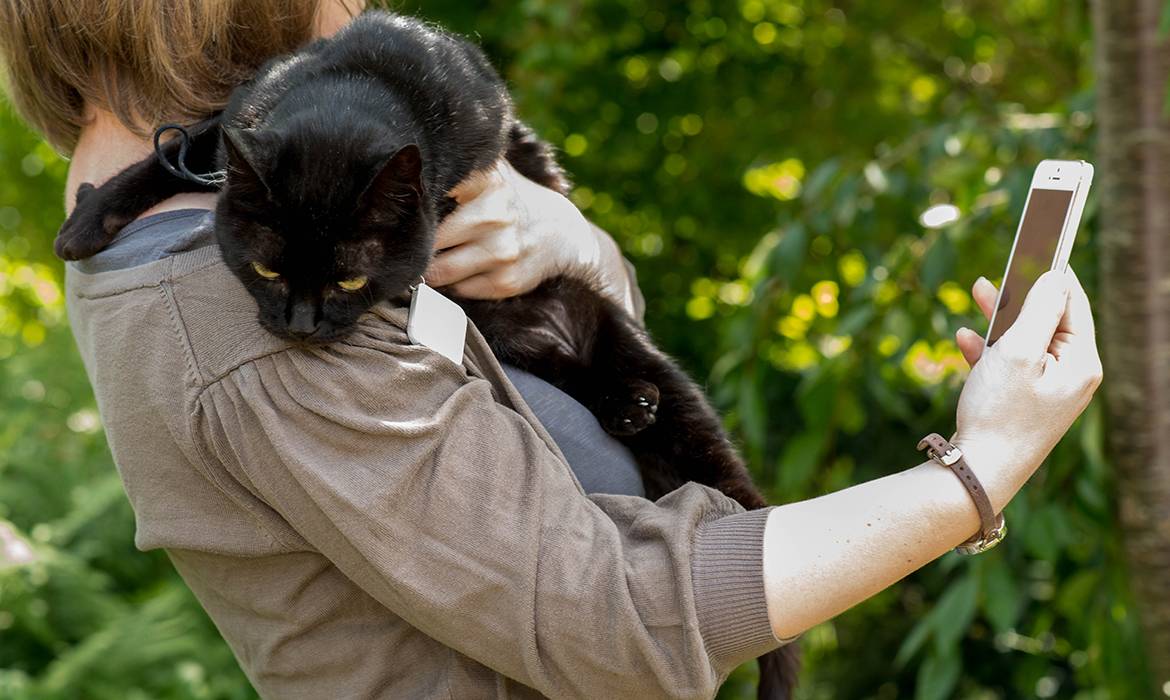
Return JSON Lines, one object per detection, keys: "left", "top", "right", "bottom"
{"left": 0, "top": 1, "right": 1152, "bottom": 697}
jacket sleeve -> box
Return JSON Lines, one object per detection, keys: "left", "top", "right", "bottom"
{"left": 194, "top": 321, "right": 779, "bottom": 699}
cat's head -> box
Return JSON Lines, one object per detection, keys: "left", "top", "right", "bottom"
{"left": 214, "top": 124, "right": 434, "bottom": 343}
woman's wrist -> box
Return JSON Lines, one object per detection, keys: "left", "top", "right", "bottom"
{"left": 951, "top": 434, "right": 1031, "bottom": 514}
{"left": 587, "top": 224, "right": 638, "bottom": 315}
{"left": 543, "top": 194, "right": 637, "bottom": 315}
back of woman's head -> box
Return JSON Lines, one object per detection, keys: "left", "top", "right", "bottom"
{"left": 0, "top": 0, "right": 331, "bottom": 153}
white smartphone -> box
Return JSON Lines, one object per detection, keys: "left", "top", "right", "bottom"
{"left": 985, "top": 159, "right": 1093, "bottom": 346}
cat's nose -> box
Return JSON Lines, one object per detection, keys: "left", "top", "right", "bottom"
{"left": 287, "top": 302, "right": 320, "bottom": 338}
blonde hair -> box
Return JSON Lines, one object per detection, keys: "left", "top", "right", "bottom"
{"left": 0, "top": 0, "right": 326, "bottom": 153}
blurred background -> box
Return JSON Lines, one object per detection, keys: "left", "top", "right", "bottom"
{"left": 1, "top": 1, "right": 1167, "bottom": 698}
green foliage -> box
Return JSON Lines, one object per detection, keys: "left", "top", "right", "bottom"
{"left": 0, "top": 1, "right": 1154, "bottom": 698}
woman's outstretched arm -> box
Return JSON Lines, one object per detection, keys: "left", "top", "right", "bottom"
{"left": 762, "top": 270, "right": 1102, "bottom": 639}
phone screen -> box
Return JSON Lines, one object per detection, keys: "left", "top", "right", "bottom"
{"left": 987, "top": 187, "right": 1074, "bottom": 345}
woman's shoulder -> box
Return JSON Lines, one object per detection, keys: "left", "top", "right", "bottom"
{"left": 166, "top": 254, "right": 435, "bottom": 394}
{"left": 63, "top": 207, "right": 434, "bottom": 395}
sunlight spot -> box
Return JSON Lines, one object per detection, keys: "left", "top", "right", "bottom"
{"left": 777, "top": 316, "right": 807, "bottom": 340}
{"left": 564, "top": 134, "right": 588, "bottom": 157}
{"left": 0, "top": 521, "right": 37, "bottom": 569}
{"left": 636, "top": 113, "right": 659, "bottom": 134}
{"left": 819, "top": 335, "right": 852, "bottom": 358}
{"left": 812, "top": 281, "right": 840, "bottom": 317}
{"left": 878, "top": 335, "right": 902, "bottom": 357}
{"left": 624, "top": 57, "right": 649, "bottom": 82}
{"left": 919, "top": 203, "right": 961, "bottom": 229}
{"left": 744, "top": 159, "right": 805, "bottom": 201}
{"left": 937, "top": 282, "right": 972, "bottom": 314}
{"left": 863, "top": 162, "right": 888, "bottom": 192}
{"left": 741, "top": 0, "right": 765, "bottom": 22}
{"left": 66, "top": 409, "right": 101, "bottom": 434}
{"left": 718, "top": 281, "right": 752, "bottom": 306}
{"left": 753, "top": 22, "right": 777, "bottom": 45}
{"left": 791, "top": 294, "right": 816, "bottom": 321}
{"left": 839, "top": 251, "right": 867, "bottom": 286}
{"left": 909, "top": 76, "right": 938, "bottom": 103}
{"left": 686, "top": 296, "right": 716, "bottom": 320}
{"left": 658, "top": 58, "right": 683, "bottom": 82}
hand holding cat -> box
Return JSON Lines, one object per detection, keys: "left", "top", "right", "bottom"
{"left": 426, "top": 160, "right": 630, "bottom": 304}
{"left": 951, "top": 269, "right": 1103, "bottom": 512}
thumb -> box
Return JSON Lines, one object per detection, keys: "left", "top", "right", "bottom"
{"left": 996, "top": 270, "right": 1071, "bottom": 361}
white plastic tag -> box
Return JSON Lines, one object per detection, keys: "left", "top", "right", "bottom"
{"left": 407, "top": 282, "right": 467, "bottom": 365}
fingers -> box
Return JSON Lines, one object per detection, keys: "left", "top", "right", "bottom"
{"left": 426, "top": 243, "right": 491, "bottom": 288}
{"left": 956, "top": 327, "right": 986, "bottom": 367}
{"left": 1059, "top": 267, "right": 1097, "bottom": 339}
{"left": 445, "top": 160, "right": 508, "bottom": 204}
{"left": 953, "top": 276, "right": 996, "bottom": 368}
{"left": 447, "top": 269, "right": 532, "bottom": 300}
{"left": 426, "top": 237, "right": 518, "bottom": 288}
{"left": 1051, "top": 267, "right": 1104, "bottom": 391}
{"left": 433, "top": 184, "right": 515, "bottom": 251}
{"left": 995, "top": 270, "right": 1071, "bottom": 365}
{"left": 971, "top": 276, "right": 998, "bottom": 322}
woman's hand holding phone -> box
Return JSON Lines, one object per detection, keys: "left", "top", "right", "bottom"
{"left": 951, "top": 270, "right": 1103, "bottom": 512}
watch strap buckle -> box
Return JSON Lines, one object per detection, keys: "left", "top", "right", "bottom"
{"left": 918, "top": 432, "right": 1006, "bottom": 556}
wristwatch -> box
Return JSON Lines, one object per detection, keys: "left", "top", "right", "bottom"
{"left": 918, "top": 433, "right": 1007, "bottom": 555}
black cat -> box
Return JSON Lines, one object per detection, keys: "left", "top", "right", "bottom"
{"left": 55, "top": 11, "right": 798, "bottom": 697}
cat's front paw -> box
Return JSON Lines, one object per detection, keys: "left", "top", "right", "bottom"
{"left": 54, "top": 183, "right": 132, "bottom": 261}
{"left": 598, "top": 379, "right": 660, "bottom": 437}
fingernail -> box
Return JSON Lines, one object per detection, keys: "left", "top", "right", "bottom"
{"left": 976, "top": 276, "right": 987, "bottom": 286}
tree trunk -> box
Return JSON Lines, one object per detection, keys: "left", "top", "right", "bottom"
{"left": 1092, "top": 0, "right": 1170, "bottom": 689}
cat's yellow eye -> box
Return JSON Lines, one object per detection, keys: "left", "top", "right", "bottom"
{"left": 337, "top": 276, "right": 369, "bottom": 292}
{"left": 251, "top": 261, "right": 281, "bottom": 280}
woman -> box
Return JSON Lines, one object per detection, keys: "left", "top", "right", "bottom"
{"left": 0, "top": 1, "right": 1102, "bottom": 698}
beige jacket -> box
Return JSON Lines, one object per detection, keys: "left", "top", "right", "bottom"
{"left": 65, "top": 242, "right": 782, "bottom": 699}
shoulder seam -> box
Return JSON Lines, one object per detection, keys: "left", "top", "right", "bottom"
{"left": 186, "top": 395, "right": 299, "bottom": 551}
{"left": 159, "top": 275, "right": 300, "bottom": 551}
{"left": 159, "top": 279, "right": 205, "bottom": 388}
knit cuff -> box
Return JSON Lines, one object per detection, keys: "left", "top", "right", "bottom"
{"left": 691, "top": 507, "right": 784, "bottom": 670}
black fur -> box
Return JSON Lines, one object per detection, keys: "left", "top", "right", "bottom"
{"left": 55, "top": 12, "right": 798, "bottom": 696}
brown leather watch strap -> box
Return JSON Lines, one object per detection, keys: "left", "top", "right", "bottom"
{"left": 918, "top": 433, "right": 1006, "bottom": 554}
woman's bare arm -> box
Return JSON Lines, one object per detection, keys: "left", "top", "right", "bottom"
{"left": 763, "top": 270, "right": 1102, "bottom": 639}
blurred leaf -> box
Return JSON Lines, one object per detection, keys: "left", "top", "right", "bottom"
{"left": 768, "top": 223, "right": 808, "bottom": 283}
{"left": 777, "top": 430, "right": 826, "bottom": 493}
{"left": 837, "top": 306, "right": 875, "bottom": 336}
{"left": 1024, "top": 505, "right": 1070, "bottom": 561}
{"left": 920, "top": 233, "right": 955, "bottom": 291}
{"left": 982, "top": 557, "right": 1024, "bottom": 633}
{"left": 932, "top": 574, "right": 980, "bottom": 653}
{"left": 896, "top": 614, "right": 936, "bottom": 668}
{"left": 914, "top": 649, "right": 961, "bottom": 700}
{"left": 1056, "top": 569, "right": 1100, "bottom": 619}
{"left": 803, "top": 159, "right": 841, "bottom": 203}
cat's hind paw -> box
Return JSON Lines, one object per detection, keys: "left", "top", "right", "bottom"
{"left": 599, "top": 379, "right": 660, "bottom": 437}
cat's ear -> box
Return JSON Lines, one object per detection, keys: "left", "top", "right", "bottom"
{"left": 222, "top": 127, "right": 274, "bottom": 194}
{"left": 361, "top": 144, "right": 425, "bottom": 207}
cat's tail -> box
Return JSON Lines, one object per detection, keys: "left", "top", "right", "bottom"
{"left": 758, "top": 644, "right": 801, "bottom": 700}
